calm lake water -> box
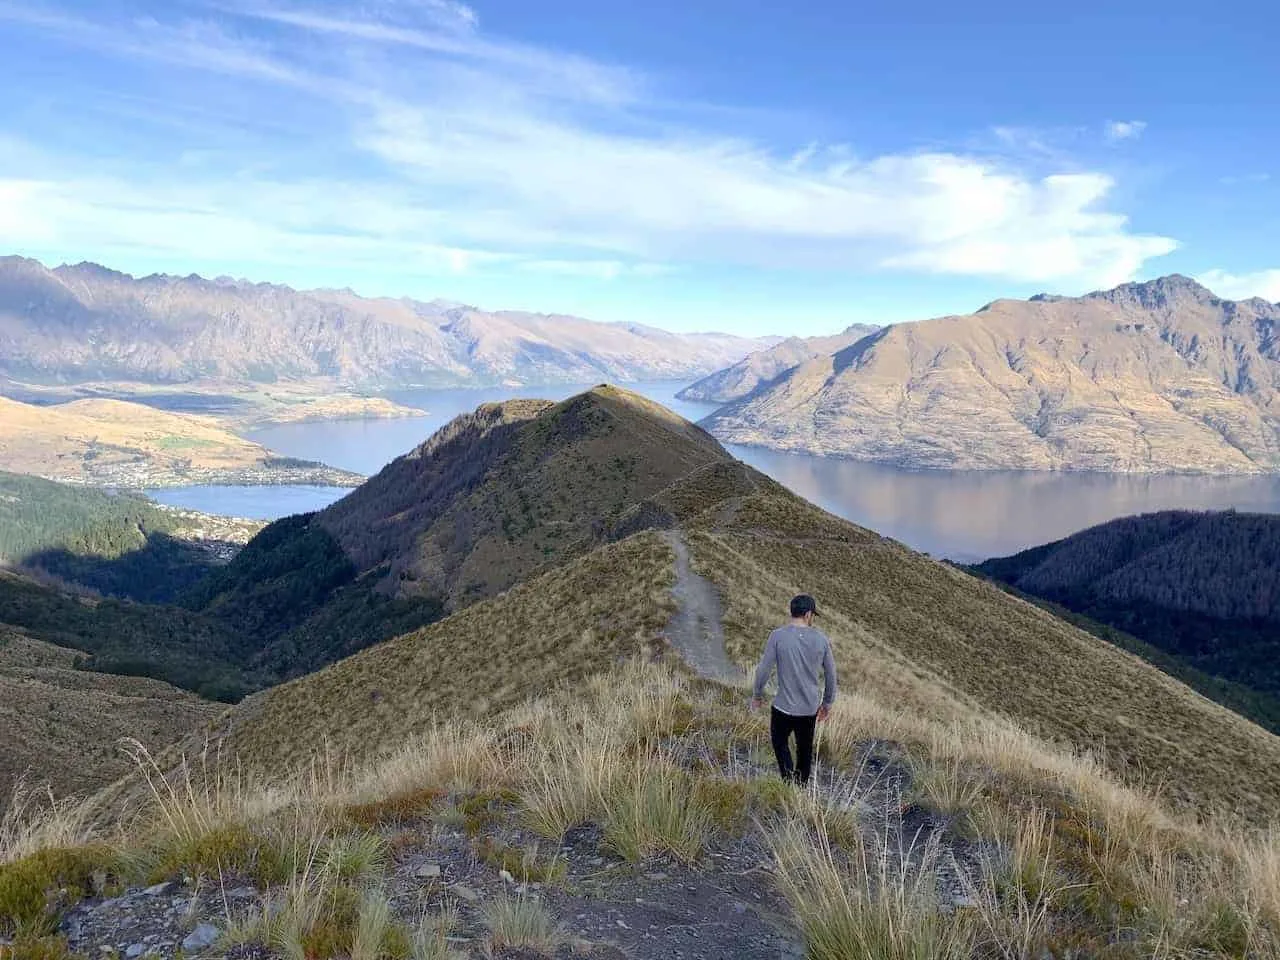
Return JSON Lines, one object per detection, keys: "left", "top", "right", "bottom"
{"left": 150, "top": 380, "right": 1280, "bottom": 562}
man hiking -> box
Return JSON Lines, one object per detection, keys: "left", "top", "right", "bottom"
{"left": 751, "top": 594, "right": 837, "bottom": 785}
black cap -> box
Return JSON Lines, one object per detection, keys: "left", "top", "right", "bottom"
{"left": 790, "top": 594, "right": 819, "bottom": 618}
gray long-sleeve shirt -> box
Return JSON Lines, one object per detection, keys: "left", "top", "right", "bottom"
{"left": 753, "top": 623, "right": 838, "bottom": 716}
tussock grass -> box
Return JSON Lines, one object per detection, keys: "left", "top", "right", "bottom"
{"left": 1, "top": 779, "right": 97, "bottom": 866}
{"left": 906, "top": 753, "right": 986, "bottom": 822}
{"left": 481, "top": 894, "right": 566, "bottom": 957}
{"left": 602, "top": 756, "right": 712, "bottom": 863}
{"left": 771, "top": 816, "right": 975, "bottom": 960}
{"left": 520, "top": 726, "right": 622, "bottom": 840}
{"left": 322, "top": 833, "right": 389, "bottom": 884}
{"left": 9, "top": 660, "right": 1280, "bottom": 958}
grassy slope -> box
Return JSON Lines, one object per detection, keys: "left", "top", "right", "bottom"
{"left": 0, "top": 395, "right": 352, "bottom": 486}
{"left": 196, "top": 392, "right": 1280, "bottom": 820}
{"left": 678, "top": 480, "right": 1280, "bottom": 820}
{"left": 0, "top": 629, "right": 222, "bottom": 802}
{"left": 184, "top": 387, "right": 726, "bottom": 680}
{"left": 219, "top": 532, "right": 676, "bottom": 769}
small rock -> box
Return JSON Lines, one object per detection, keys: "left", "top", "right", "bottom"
{"left": 142, "top": 882, "right": 173, "bottom": 897}
{"left": 644, "top": 872, "right": 668, "bottom": 881}
{"left": 125, "top": 944, "right": 146, "bottom": 958}
{"left": 449, "top": 884, "right": 480, "bottom": 903}
{"left": 498, "top": 869, "right": 515, "bottom": 884}
{"left": 588, "top": 857, "right": 603, "bottom": 866}
{"left": 415, "top": 863, "right": 442, "bottom": 879}
{"left": 182, "top": 923, "right": 220, "bottom": 952}
{"left": 225, "top": 886, "right": 257, "bottom": 900}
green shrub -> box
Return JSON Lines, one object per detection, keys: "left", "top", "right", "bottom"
{"left": 0, "top": 846, "right": 120, "bottom": 937}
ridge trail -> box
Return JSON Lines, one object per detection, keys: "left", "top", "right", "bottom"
{"left": 661, "top": 528, "right": 744, "bottom": 686}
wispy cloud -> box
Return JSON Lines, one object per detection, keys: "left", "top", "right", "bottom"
{"left": 1105, "top": 120, "right": 1147, "bottom": 141}
{"left": 1219, "top": 172, "right": 1271, "bottom": 185}
{"left": 0, "top": 1, "right": 1178, "bottom": 290}
{"left": 1198, "top": 268, "right": 1280, "bottom": 302}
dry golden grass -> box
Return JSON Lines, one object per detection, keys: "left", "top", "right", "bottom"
{"left": 0, "top": 395, "right": 352, "bottom": 485}
{"left": 771, "top": 817, "right": 976, "bottom": 960}
{"left": 682, "top": 487, "right": 1280, "bottom": 820}
{"left": 6, "top": 661, "right": 1280, "bottom": 957}
{"left": 0, "top": 632, "right": 224, "bottom": 807}
{"left": 217, "top": 531, "right": 676, "bottom": 771}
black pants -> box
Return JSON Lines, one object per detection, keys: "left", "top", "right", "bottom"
{"left": 770, "top": 707, "right": 817, "bottom": 784}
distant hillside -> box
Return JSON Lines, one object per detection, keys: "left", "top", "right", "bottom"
{"left": 184, "top": 387, "right": 731, "bottom": 679}
{"left": 676, "top": 323, "right": 879, "bottom": 403}
{"left": 703, "top": 275, "right": 1280, "bottom": 473}
{"left": 973, "top": 510, "right": 1280, "bottom": 710}
{"left": 0, "top": 627, "right": 222, "bottom": 804}
{"left": 0, "top": 395, "right": 360, "bottom": 488}
{"left": 200, "top": 389, "right": 1280, "bottom": 821}
{"left": 0, "top": 569, "right": 257, "bottom": 701}
{"left": 0, "top": 470, "right": 261, "bottom": 603}
{"left": 0, "top": 255, "right": 770, "bottom": 387}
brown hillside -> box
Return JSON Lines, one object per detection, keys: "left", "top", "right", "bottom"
{"left": 316, "top": 385, "right": 729, "bottom": 608}
{"left": 202, "top": 389, "right": 1280, "bottom": 820}
{"left": 0, "top": 395, "right": 358, "bottom": 487}
{"left": 0, "top": 629, "right": 222, "bottom": 804}
{"left": 703, "top": 275, "right": 1280, "bottom": 473}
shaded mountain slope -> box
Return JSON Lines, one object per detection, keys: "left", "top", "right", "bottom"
{"left": 703, "top": 275, "right": 1280, "bottom": 473}
{"left": 0, "top": 470, "right": 261, "bottom": 603}
{"left": 676, "top": 323, "right": 880, "bottom": 404}
{"left": 198, "top": 391, "right": 1280, "bottom": 820}
{"left": 0, "top": 568, "right": 255, "bottom": 700}
{"left": 184, "top": 387, "right": 731, "bottom": 677}
{"left": 973, "top": 510, "right": 1280, "bottom": 705}
{"left": 0, "top": 255, "right": 768, "bottom": 387}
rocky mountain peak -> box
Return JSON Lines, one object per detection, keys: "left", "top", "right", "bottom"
{"left": 1088, "top": 274, "right": 1216, "bottom": 311}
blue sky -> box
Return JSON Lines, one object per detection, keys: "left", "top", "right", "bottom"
{"left": 0, "top": 0, "right": 1276, "bottom": 335}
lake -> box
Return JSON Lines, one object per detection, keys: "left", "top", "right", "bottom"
{"left": 149, "top": 380, "right": 1280, "bottom": 562}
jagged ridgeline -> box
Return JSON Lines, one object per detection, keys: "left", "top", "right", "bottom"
{"left": 178, "top": 387, "right": 1280, "bottom": 822}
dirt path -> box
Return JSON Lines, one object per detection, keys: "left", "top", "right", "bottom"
{"left": 662, "top": 529, "right": 744, "bottom": 686}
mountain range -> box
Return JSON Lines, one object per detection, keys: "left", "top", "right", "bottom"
{"left": 676, "top": 323, "right": 880, "bottom": 403}
{"left": 0, "top": 256, "right": 770, "bottom": 388}
{"left": 701, "top": 275, "right": 1280, "bottom": 473}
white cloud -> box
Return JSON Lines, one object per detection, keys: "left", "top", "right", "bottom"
{"left": 0, "top": 2, "right": 1178, "bottom": 289}
{"left": 1198, "top": 269, "right": 1280, "bottom": 302}
{"left": 1106, "top": 120, "right": 1147, "bottom": 141}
